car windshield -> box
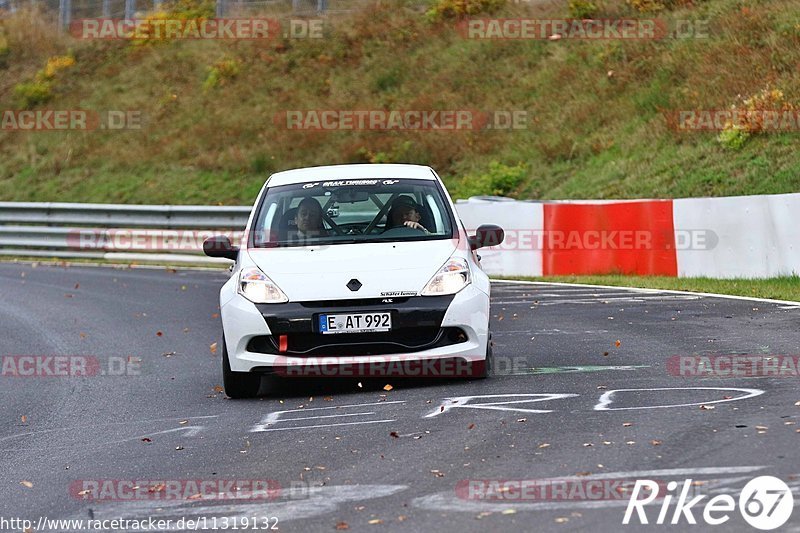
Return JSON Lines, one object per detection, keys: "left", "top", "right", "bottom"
{"left": 249, "top": 178, "right": 455, "bottom": 248}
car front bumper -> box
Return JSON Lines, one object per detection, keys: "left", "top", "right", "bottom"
{"left": 221, "top": 283, "right": 490, "bottom": 376}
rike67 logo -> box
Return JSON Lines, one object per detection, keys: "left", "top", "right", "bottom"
{"left": 623, "top": 476, "right": 794, "bottom": 530}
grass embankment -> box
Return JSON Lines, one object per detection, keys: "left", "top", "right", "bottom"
{"left": 0, "top": 0, "right": 799, "bottom": 204}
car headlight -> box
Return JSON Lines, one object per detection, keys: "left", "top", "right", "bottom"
{"left": 421, "top": 257, "right": 471, "bottom": 296}
{"left": 237, "top": 266, "right": 288, "bottom": 303}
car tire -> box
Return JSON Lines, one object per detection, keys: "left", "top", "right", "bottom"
{"left": 222, "top": 337, "right": 262, "bottom": 399}
{"left": 477, "top": 332, "right": 493, "bottom": 379}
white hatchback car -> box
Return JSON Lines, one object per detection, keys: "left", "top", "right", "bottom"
{"left": 204, "top": 164, "right": 504, "bottom": 398}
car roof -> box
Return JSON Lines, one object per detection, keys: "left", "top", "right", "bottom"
{"left": 266, "top": 164, "right": 438, "bottom": 187}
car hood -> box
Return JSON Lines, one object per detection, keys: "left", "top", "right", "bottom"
{"left": 246, "top": 239, "right": 458, "bottom": 301}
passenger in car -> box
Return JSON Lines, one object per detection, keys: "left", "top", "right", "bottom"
{"left": 386, "top": 195, "right": 430, "bottom": 233}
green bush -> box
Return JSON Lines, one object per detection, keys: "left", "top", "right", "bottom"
{"left": 203, "top": 58, "right": 241, "bottom": 91}
{"left": 12, "top": 55, "right": 75, "bottom": 108}
{"left": 568, "top": 0, "right": 599, "bottom": 19}
{"left": 717, "top": 126, "right": 750, "bottom": 150}
{"left": 451, "top": 161, "right": 528, "bottom": 199}
{"left": 14, "top": 80, "right": 53, "bottom": 108}
{"left": 425, "top": 0, "right": 505, "bottom": 21}
{"left": 626, "top": 0, "right": 665, "bottom": 12}
{"left": 164, "top": 0, "right": 216, "bottom": 19}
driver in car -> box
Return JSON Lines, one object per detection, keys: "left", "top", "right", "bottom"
{"left": 386, "top": 195, "right": 429, "bottom": 233}
{"left": 293, "top": 197, "right": 330, "bottom": 238}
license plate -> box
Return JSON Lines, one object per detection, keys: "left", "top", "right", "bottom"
{"left": 319, "top": 312, "right": 392, "bottom": 334}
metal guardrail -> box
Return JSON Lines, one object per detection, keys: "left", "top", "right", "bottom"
{"left": 0, "top": 202, "right": 251, "bottom": 264}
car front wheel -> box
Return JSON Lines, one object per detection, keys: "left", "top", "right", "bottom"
{"left": 222, "top": 337, "right": 262, "bottom": 399}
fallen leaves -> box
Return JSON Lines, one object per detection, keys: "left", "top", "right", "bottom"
{"left": 389, "top": 431, "right": 399, "bottom": 439}
{"left": 20, "top": 481, "right": 33, "bottom": 488}
{"left": 141, "top": 437, "right": 152, "bottom": 443}
{"left": 209, "top": 342, "right": 218, "bottom": 355}
{"left": 213, "top": 385, "right": 224, "bottom": 393}
{"left": 20, "top": 415, "right": 27, "bottom": 424}
{"left": 467, "top": 423, "right": 475, "bottom": 430}
{"left": 615, "top": 340, "right": 621, "bottom": 347}
{"left": 156, "top": 331, "right": 163, "bottom": 337}
{"left": 650, "top": 440, "right": 662, "bottom": 446}
{"left": 367, "top": 519, "right": 383, "bottom": 525}
{"left": 538, "top": 443, "right": 550, "bottom": 449}
{"left": 335, "top": 522, "right": 349, "bottom": 530}
{"left": 383, "top": 384, "right": 393, "bottom": 391}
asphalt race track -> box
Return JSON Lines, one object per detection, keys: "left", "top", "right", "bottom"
{"left": 2, "top": 262, "right": 800, "bottom": 532}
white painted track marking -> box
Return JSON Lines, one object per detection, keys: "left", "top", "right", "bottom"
{"left": 594, "top": 387, "right": 765, "bottom": 411}
{"left": 424, "top": 394, "right": 578, "bottom": 418}
{"left": 250, "top": 400, "right": 406, "bottom": 432}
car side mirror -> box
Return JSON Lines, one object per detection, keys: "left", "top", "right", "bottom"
{"left": 469, "top": 224, "right": 505, "bottom": 250}
{"left": 203, "top": 235, "right": 239, "bottom": 261}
